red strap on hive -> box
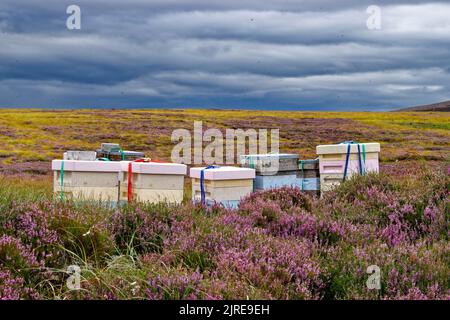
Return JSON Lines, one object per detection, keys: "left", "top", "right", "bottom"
{"left": 127, "top": 158, "right": 169, "bottom": 203}
{"left": 127, "top": 162, "right": 133, "bottom": 202}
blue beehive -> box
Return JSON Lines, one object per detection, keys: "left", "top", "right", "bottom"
{"left": 254, "top": 174, "right": 319, "bottom": 191}
{"left": 241, "top": 154, "right": 320, "bottom": 193}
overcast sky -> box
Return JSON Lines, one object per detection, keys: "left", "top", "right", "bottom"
{"left": 0, "top": 1, "right": 449, "bottom": 110}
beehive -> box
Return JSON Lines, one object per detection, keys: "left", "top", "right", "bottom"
{"left": 190, "top": 166, "right": 255, "bottom": 208}
{"left": 120, "top": 161, "right": 187, "bottom": 204}
{"left": 253, "top": 171, "right": 319, "bottom": 191}
{"left": 296, "top": 158, "right": 321, "bottom": 195}
{"left": 317, "top": 142, "right": 380, "bottom": 192}
{"left": 241, "top": 154, "right": 320, "bottom": 194}
{"left": 52, "top": 160, "right": 122, "bottom": 202}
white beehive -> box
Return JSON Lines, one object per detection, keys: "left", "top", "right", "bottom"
{"left": 52, "top": 160, "right": 122, "bottom": 202}
{"left": 190, "top": 166, "right": 255, "bottom": 208}
{"left": 120, "top": 161, "right": 187, "bottom": 204}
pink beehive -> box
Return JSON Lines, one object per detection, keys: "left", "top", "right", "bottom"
{"left": 316, "top": 143, "right": 380, "bottom": 192}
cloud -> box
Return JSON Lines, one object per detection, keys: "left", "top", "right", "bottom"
{"left": 0, "top": 1, "right": 449, "bottom": 109}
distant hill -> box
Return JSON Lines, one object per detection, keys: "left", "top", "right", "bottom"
{"left": 395, "top": 100, "right": 450, "bottom": 112}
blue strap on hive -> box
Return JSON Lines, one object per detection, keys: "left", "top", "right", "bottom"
{"left": 60, "top": 160, "right": 64, "bottom": 201}
{"left": 342, "top": 141, "right": 365, "bottom": 181}
{"left": 200, "top": 165, "right": 219, "bottom": 205}
{"left": 357, "top": 143, "right": 363, "bottom": 175}
{"left": 299, "top": 160, "right": 305, "bottom": 191}
{"left": 342, "top": 143, "right": 352, "bottom": 181}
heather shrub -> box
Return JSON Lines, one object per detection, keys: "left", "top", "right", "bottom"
{"left": 0, "top": 269, "right": 39, "bottom": 300}
{"left": 238, "top": 198, "right": 284, "bottom": 228}
{"left": 236, "top": 195, "right": 346, "bottom": 245}
{"left": 332, "top": 173, "right": 399, "bottom": 203}
{"left": 0, "top": 235, "right": 42, "bottom": 282}
{"left": 214, "top": 234, "right": 323, "bottom": 299}
{"left": 383, "top": 240, "right": 449, "bottom": 299}
{"left": 319, "top": 245, "right": 371, "bottom": 300}
{"left": 190, "top": 201, "right": 231, "bottom": 217}
{"left": 321, "top": 170, "right": 449, "bottom": 245}
{"left": 163, "top": 207, "right": 219, "bottom": 272}
{"left": 240, "top": 186, "right": 312, "bottom": 212}
{"left": 3, "top": 202, "right": 63, "bottom": 267}
{"left": 145, "top": 268, "right": 207, "bottom": 300}
{"left": 108, "top": 204, "right": 172, "bottom": 255}
{"left": 319, "top": 239, "right": 449, "bottom": 300}
{"left": 321, "top": 174, "right": 401, "bottom": 226}
{"left": 143, "top": 262, "right": 235, "bottom": 300}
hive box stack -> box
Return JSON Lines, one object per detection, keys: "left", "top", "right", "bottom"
{"left": 241, "top": 154, "right": 320, "bottom": 192}
{"left": 96, "top": 143, "right": 145, "bottom": 161}
{"left": 317, "top": 142, "right": 381, "bottom": 192}
{"left": 298, "top": 158, "right": 321, "bottom": 195}
{"left": 190, "top": 166, "right": 255, "bottom": 208}
{"left": 52, "top": 160, "right": 122, "bottom": 202}
{"left": 120, "top": 161, "right": 187, "bottom": 204}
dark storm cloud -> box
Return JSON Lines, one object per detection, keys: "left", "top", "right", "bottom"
{"left": 0, "top": 1, "right": 449, "bottom": 110}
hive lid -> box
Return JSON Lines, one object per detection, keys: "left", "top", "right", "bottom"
{"left": 52, "top": 160, "right": 122, "bottom": 172}
{"left": 190, "top": 166, "right": 255, "bottom": 180}
{"left": 64, "top": 151, "right": 97, "bottom": 161}
{"left": 316, "top": 143, "right": 380, "bottom": 155}
{"left": 121, "top": 161, "right": 187, "bottom": 175}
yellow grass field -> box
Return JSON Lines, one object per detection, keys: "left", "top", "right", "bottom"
{"left": 0, "top": 109, "right": 448, "bottom": 174}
